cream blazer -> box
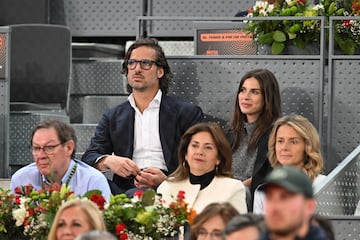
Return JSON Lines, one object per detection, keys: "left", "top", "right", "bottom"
{"left": 157, "top": 176, "right": 247, "bottom": 214}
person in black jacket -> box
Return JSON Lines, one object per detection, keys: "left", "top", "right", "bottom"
{"left": 81, "top": 38, "right": 203, "bottom": 195}
{"left": 228, "top": 68, "right": 281, "bottom": 211}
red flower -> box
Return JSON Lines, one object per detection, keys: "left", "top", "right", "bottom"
{"left": 177, "top": 190, "right": 185, "bottom": 201}
{"left": 47, "top": 183, "right": 61, "bottom": 192}
{"left": 342, "top": 20, "right": 352, "bottom": 27}
{"left": 297, "top": 0, "right": 307, "bottom": 5}
{"left": 89, "top": 194, "right": 106, "bottom": 210}
{"left": 27, "top": 209, "right": 34, "bottom": 217}
{"left": 115, "top": 223, "right": 126, "bottom": 234}
{"left": 119, "top": 233, "right": 129, "bottom": 240}
{"left": 133, "top": 189, "right": 144, "bottom": 198}
{"left": 352, "top": 0, "right": 360, "bottom": 14}
{"left": 15, "top": 195, "right": 21, "bottom": 204}
{"left": 34, "top": 205, "right": 44, "bottom": 214}
{"left": 115, "top": 223, "right": 128, "bottom": 239}
{"left": 14, "top": 186, "right": 22, "bottom": 194}
{"left": 25, "top": 185, "right": 34, "bottom": 195}
{"left": 23, "top": 216, "right": 31, "bottom": 226}
{"left": 169, "top": 202, "right": 176, "bottom": 209}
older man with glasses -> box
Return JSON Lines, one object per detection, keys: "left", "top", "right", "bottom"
{"left": 81, "top": 37, "right": 203, "bottom": 196}
{"left": 10, "top": 119, "right": 111, "bottom": 201}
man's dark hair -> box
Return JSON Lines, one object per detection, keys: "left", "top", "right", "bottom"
{"left": 224, "top": 213, "right": 265, "bottom": 237}
{"left": 122, "top": 38, "right": 172, "bottom": 94}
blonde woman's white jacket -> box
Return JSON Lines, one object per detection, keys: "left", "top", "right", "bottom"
{"left": 157, "top": 176, "right": 248, "bottom": 214}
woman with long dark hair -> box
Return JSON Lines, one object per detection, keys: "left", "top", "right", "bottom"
{"left": 229, "top": 68, "right": 281, "bottom": 210}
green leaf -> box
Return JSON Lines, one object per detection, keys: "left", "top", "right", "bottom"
{"left": 135, "top": 209, "right": 154, "bottom": 226}
{"left": 273, "top": 30, "right": 287, "bottom": 42}
{"left": 338, "top": 39, "right": 356, "bottom": 55}
{"left": 288, "top": 32, "right": 297, "bottom": 40}
{"left": 328, "top": 2, "right": 335, "bottom": 15}
{"left": 123, "top": 206, "right": 138, "bottom": 219}
{"left": 336, "top": 8, "right": 345, "bottom": 16}
{"left": 258, "top": 32, "right": 274, "bottom": 45}
{"left": 293, "top": 38, "right": 306, "bottom": 49}
{"left": 289, "top": 23, "right": 301, "bottom": 34}
{"left": 83, "top": 189, "right": 102, "bottom": 198}
{"left": 281, "top": 8, "right": 292, "bottom": 16}
{"left": 272, "top": 41, "right": 285, "bottom": 55}
{"left": 290, "top": 6, "right": 298, "bottom": 15}
{"left": 141, "top": 189, "right": 156, "bottom": 206}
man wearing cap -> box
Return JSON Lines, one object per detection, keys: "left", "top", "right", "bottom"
{"left": 258, "top": 166, "right": 328, "bottom": 240}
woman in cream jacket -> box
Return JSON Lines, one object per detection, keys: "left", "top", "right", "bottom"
{"left": 157, "top": 122, "right": 247, "bottom": 214}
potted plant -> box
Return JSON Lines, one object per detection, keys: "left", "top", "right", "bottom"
{"left": 246, "top": 0, "right": 360, "bottom": 55}
{"left": 245, "top": 0, "right": 322, "bottom": 54}
{"left": 328, "top": 0, "right": 360, "bottom": 54}
{"left": 104, "top": 189, "right": 196, "bottom": 240}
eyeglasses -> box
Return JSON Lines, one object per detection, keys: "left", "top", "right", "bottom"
{"left": 30, "top": 143, "right": 63, "bottom": 155}
{"left": 197, "top": 229, "right": 223, "bottom": 239}
{"left": 127, "top": 59, "right": 157, "bottom": 70}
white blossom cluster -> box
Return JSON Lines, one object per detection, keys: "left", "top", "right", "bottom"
{"left": 336, "top": 19, "right": 360, "bottom": 41}
{"left": 12, "top": 197, "right": 27, "bottom": 226}
{"left": 248, "top": 1, "right": 275, "bottom": 17}
{"left": 23, "top": 213, "right": 48, "bottom": 238}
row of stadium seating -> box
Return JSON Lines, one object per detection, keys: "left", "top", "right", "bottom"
{"left": 0, "top": 1, "right": 359, "bottom": 236}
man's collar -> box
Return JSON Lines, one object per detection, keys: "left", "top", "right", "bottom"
{"left": 41, "top": 159, "right": 75, "bottom": 186}
{"left": 128, "top": 89, "right": 162, "bottom": 109}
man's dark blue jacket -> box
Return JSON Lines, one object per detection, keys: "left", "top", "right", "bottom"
{"left": 81, "top": 94, "right": 203, "bottom": 191}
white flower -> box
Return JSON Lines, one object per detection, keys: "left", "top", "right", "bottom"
{"left": 267, "top": 4, "right": 275, "bottom": 13}
{"left": 286, "top": 0, "right": 298, "bottom": 7}
{"left": 245, "top": 12, "right": 253, "bottom": 18}
{"left": 312, "top": 4, "right": 324, "bottom": 11}
{"left": 254, "top": 1, "right": 275, "bottom": 16}
{"left": 23, "top": 213, "right": 48, "bottom": 238}
{"left": 12, "top": 197, "right": 27, "bottom": 226}
{"left": 12, "top": 208, "right": 27, "bottom": 226}
{"left": 131, "top": 195, "right": 141, "bottom": 203}
{"left": 123, "top": 203, "right": 133, "bottom": 208}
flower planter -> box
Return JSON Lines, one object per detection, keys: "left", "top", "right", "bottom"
{"left": 334, "top": 46, "right": 360, "bottom": 55}
{"left": 257, "top": 43, "right": 320, "bottom": 55}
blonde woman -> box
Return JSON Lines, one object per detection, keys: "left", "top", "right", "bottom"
{"left": 48, "top": 198, "right": 106, "bottom": 240}
{"left": 253, "top": 115, "right": 325, "bottom": 213}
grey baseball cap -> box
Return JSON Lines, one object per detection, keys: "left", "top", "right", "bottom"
{"left": 258, "top": 166, "right": 313, "bottom": 198}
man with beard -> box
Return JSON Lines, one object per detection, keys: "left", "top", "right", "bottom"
{"left": 82, "top": 38, "right": 203, "bottom": 196}
{"left": 258, "top": 166, "right": 329, "bottom": 240}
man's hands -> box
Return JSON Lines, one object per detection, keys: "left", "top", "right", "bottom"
{"left": 134, "top": 168, "right": 167, "bottom": 189}
{"left": 96, "top": 156, "right": 167, "bottom": 189}
{"left": 96, "top": 155, "right": 141, "bottom": 179}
